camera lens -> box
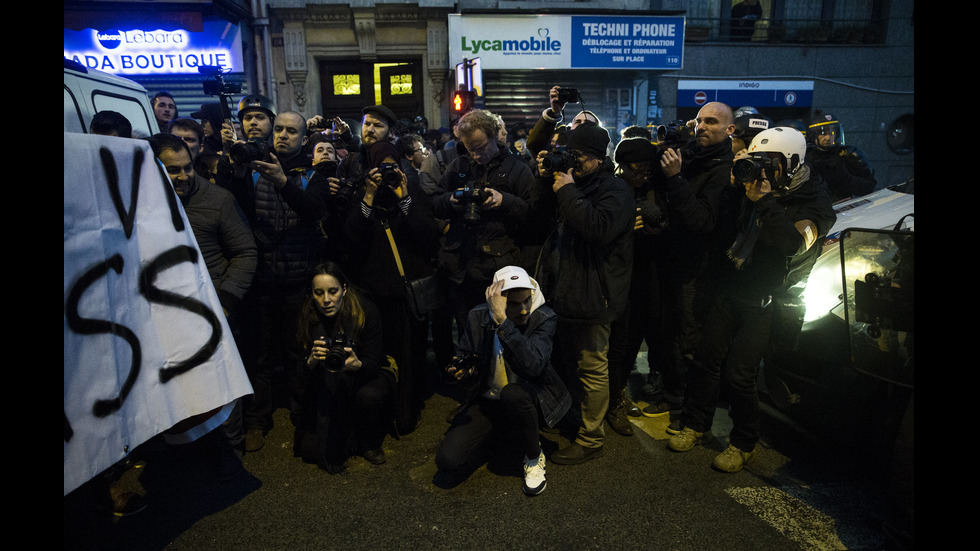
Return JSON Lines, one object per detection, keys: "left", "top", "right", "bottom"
{"left": 732, "top": 158, "right": 760, "bottom": 183}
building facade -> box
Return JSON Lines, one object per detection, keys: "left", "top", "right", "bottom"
{"left": 64, "top": 0, "right": 913, "bottom": 188}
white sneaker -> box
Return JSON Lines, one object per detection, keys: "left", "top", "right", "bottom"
{"left": 522, "top": 450, "right": 547, "bottom": 496}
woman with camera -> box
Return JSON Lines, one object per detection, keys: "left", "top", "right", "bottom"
{"left": 290, "top": 262, "right": 393, "bottom": 474}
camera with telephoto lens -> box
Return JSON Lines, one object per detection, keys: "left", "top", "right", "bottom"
{"left": 557, "top": 87, "right": 581, "bottom": 104}
{"left": 656, "top": 120, "right": 696, "bottom": 150}
{"left": 229, "top": 138, "right": 272, "bottom": 164}
{"left": 541, "top": 146, "right": 575, "bottom": 173}
{"left": 322, "top": 333, "right": 352, "bottom": 372}
{"left": 732, "top": 155, "right": 782, "bottom": 184}
{"left": 446, "top": 352, "right": 479, "bottom": 382}
{"left": 453, "top": 184, "right": 489, "bottom": 225}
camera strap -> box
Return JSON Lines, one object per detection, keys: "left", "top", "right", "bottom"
{"left": 381, "top": 220, "right": 407, "bottom": 280}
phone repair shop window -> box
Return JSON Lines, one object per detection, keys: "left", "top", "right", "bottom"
{"left": 333, "top": 74, "right": 361, "bottom": 96}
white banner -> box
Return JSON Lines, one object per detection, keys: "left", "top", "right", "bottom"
{"left": 64, "top": 133, "right": 252, "bottom": 496}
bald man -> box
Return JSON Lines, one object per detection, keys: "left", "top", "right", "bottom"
{"left": 639, "top": 101, "right": 740, "bottom": 425}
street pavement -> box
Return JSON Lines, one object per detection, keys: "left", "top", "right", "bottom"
{"left": 64, "top": 353, "right": 912, "bottom": 550}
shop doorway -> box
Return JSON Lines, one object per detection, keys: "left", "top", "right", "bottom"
{"left": 318, "top": 60, "right": 422, "bottom": 127}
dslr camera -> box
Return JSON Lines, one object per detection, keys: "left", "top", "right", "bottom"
{"left": 331, "top": 177, "right": 358, "bottom": 210}
{"left": 452, "top": 184, "right": 489, "bottom": 225}
{"left": 322, "top": 333, "right": 353, "bottom": 372}
{"left": 541, "top": 146, "right": 575, "bottom": 173}
{"left": 445, "top": 352, "right": 479, "bottom": 382}
{"left": 229, "top": 138, "right": 272, "bottom": 164}
{"left": 378, "top": 162, "right": 402, "bottom": 188}
{"left": 732, "top": 155, "right": 782, "bottom": 185}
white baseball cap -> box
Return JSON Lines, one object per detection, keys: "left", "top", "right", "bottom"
{"left": 492, "top": 266, "right": 533, "bottom": 292}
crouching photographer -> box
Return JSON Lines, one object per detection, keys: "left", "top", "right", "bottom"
{"left": 435, "top": 267, "right": 570, "bottom": 496}
{"left": 289, "top": 262, "right": 393, "bottom": 474}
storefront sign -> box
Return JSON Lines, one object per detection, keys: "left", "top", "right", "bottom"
{"left": 64, "top": 19, "right": 244, "bottom": 76}
{"left": 449, "top": 14, "right": 685, "bottom": 70}
{"left": 677, "top": 80, "right": 814, "bottom": 108}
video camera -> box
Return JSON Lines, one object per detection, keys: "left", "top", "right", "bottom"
{"left": 199, "top": 64, "right": 241, "bottom": 124}
{"left": 656, "top": 120, "right": 695, "bottom": 150}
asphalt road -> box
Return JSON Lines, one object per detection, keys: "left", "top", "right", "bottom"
{"left": 64, "top": 354, "right": 913, "bottom": 551}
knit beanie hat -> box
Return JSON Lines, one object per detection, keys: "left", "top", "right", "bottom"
{"left": 566, "top": 122, "right": 610, "bottom": 159}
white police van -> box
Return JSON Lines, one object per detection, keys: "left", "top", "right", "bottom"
{"left": 64, "top": 58, "right": 159, "bottom": 136}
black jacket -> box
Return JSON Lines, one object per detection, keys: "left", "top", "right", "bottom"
{"left": 657, "top": 138, "right": 736, "bottom": 277}
{"left": 719, "top": 169, "right": 837, "bottom": 300}
{"left": 432, "top": 148, "right": 533, "bottom": 285}
{"left": 537, "top": 159, "right": 635, "bottom": 325}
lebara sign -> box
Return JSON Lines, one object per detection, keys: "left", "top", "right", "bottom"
{"left": 449, "top": 14, "right": 684, "bottom": 70}
{"left": 64, "top": 19, "right": 244, "bottom": 76}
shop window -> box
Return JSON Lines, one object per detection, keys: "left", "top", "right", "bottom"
{"left": 333, "top": 74, "right": 361, "bottom": 96}
{"left": 389, "top": 74, "right": 413, "bottom": 96}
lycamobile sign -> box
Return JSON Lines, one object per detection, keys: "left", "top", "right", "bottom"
{"left": 460, "top": 30, "right": 562, "bottom": 55}
{"left": 449, "top": 14, "right": 684, "bottom": 70}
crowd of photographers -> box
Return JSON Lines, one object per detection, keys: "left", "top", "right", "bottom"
{"left": 90, "top": 83, "right": 879, "bottom": 505}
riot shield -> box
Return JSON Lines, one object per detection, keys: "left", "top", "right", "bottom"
{"left": 839, "top": 226, "right": 914, "bottom": 389}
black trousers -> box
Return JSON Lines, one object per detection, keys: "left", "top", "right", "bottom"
{"left": 436, "top": 382, "right": 541, "bottom": 473}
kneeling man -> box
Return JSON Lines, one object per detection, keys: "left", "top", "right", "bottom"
{"left": 435, "top": 266, "right": 571, "bottom": 496}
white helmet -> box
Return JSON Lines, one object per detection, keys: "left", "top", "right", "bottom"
{"left": 746, "top": 126, "right": 807, "bottom": 176}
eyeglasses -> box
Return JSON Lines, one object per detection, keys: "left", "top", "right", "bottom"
{"left": 413, "top": 147, "right": 427, "bottom": 154}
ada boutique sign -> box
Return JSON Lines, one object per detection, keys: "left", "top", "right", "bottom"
{"left": 64, "top": 18, "right": 244, "bottom": 76}
{"left": 449, "top": 14, "right": 684, "bottom": 70}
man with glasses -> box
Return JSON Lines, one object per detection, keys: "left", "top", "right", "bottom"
{"left": 396, "top": 133, "right": 428, "bottom": 190}
{"left": 432, "top": 109, "right": 534, "bottom": 338}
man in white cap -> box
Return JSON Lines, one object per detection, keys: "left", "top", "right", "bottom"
{"left": 435, "top": 266, "right": 571, "bottom": 496}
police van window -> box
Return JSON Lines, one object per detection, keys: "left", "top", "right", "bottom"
{"left": 92, "top": 93, "right": 155, "bottom": 136}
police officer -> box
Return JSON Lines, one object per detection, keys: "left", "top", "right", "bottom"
{"left": 807, "top": 112, "right": 877, "bottom": 202}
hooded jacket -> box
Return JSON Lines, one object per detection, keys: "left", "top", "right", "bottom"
{"left": 456, "top": 277, "right": 571, "bottom": 428}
